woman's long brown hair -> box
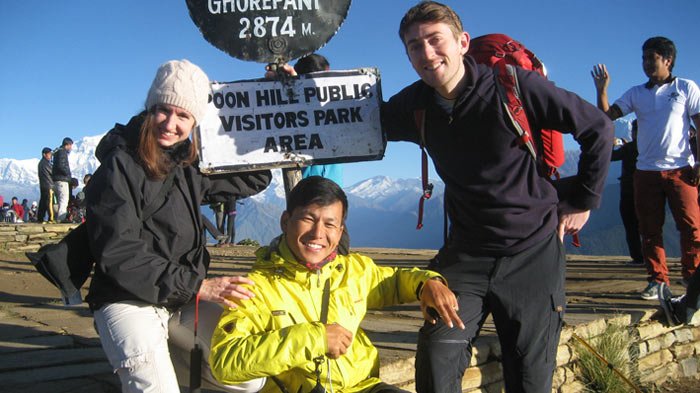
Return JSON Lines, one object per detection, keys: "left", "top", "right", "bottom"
{"left": 137, "top": 110, "right": 200, "bottom": 180}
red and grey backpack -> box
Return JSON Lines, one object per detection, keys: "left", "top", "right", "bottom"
{"left": 415, "top": 34, "right": 577, "bottom": 245}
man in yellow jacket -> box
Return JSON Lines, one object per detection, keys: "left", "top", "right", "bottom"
{"left": 210, "top": 176, "right": 463, "bottom": 393}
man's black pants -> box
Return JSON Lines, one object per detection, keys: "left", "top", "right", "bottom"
{"left": 37, "top": 186, "right": 51, "bottom": 222}
{"left": 619, "top": 182, "right": 643, "bottom": 263}
{"left": 415, "top": 232, "right": 566, "bottom": 393}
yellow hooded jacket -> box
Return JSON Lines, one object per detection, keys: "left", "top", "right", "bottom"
{"left": 209, "top": 237, "right": 443, "bottom": 392}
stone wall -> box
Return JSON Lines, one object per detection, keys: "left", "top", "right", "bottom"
{"left": 0, "top": 223, "right": 77, "bottom": 252}
{"left": 455, "top": 313, "right": 700, "bottom": 393}
{"left": 381, "top": 312, "right": 699, "bottom": 392}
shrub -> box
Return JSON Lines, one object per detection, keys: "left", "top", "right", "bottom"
{"left": 236, "top": 238, "right": 260, "bottom": 247}
{"left": 574, "top": 321, "right": 640, "bottom": 393}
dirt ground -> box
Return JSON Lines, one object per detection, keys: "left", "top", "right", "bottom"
{"left": 1, "top": 247, "right": 698, "bottom": 392}
{"left": 656, "top": 377, "right": 700, "bottom": 392}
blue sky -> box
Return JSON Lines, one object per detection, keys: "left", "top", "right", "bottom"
{"left": 1, "top": 0, "right": 698, "bottom": 186}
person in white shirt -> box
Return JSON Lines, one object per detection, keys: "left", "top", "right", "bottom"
{"left": 592, "top": 36, "right": 700, "bottom": 300}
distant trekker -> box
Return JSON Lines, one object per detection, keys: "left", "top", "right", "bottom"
{"left": 51, "top": 137, "right": 73, "bottom": 222}
{"left": 37, "top": 147, "right": 53, "bottom": 222}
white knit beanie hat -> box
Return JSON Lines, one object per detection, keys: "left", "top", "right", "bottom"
{"left": 145, "top": 59, "right": 211, "bottom": 125}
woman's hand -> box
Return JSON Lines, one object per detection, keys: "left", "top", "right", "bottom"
{"left": 198, "top": 276, "right": 255, "bottom": 308}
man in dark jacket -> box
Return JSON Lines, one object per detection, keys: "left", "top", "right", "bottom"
{"left": 37, "top": 147, "right": 53, "bottom": 222}
{"left": 52, "top": 137, "right": 73, "bottom": 222}
{"left": 382, "top": 3, "right": 613, "bottom": 392}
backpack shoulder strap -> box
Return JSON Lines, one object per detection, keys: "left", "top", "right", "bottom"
{"left": 141, "top": 170, "right": 176, "bottom": 222}
{"left": 493, "top": 63, "right": 538, "bottom": 161}
{"left": 413, "top": 109, "right": 433, "bottom": 230}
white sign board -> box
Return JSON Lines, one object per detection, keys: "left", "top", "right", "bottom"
{"left": 198, "top": 68, "right": 384, "bottom": 173}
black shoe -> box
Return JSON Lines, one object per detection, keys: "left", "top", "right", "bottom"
{"left": 658, "top": 282, "right": 685, "bottom": 326}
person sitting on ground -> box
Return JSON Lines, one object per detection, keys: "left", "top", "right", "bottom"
{"left": 2, "top": 202, "right": 14, "bottom": 223}
{"left": 209, "top": 176, "right": 462, "bottom": 393}
{"left": 10, "top": 197, "right": 24, "bottom": 223}
{"left": 21, "top": 198, "right": 31, "bottom": 223}
{"left": 28, "top": 201, "right": 38, "bottom": 222}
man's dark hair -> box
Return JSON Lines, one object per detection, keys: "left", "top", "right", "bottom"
{"left": 294, "top": 54, "right": 329, "bottom": 74}
{"left": 643, "top": 36, "right": 676, "bottom": 71}
{"left": 62, "top": 137, "right": 74, "bottom": 147}
{"left": 286, "top": 176, "right": 348, "bottom": 220}
{"left": 41, "top": 147, "right": 52, "bottom": 155}
{"left": 399, "top": 1, "right": 463, "bottom": 43}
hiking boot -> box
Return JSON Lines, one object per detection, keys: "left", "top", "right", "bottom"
{"left": 640, "top": 281, "right": 661, "bottom": 300}
{"left": 658, "top": 282, "right": 684, "bottom": 326}
{"left": 688, "top": 306, "right": 700, "bottom": 326}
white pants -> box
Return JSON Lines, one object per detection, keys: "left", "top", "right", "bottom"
{"left": 94, "top": 301, "right": 265, "bottom": 393}
{"left": 54, "top": 181, "right": 69, "bottom": 221}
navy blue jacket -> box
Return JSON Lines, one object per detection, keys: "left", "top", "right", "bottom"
{"left": 382, "top": 57, "right": 613, "bottom": 256}
{"left": 51, "top": 146, "right": 71, "bottom": 182}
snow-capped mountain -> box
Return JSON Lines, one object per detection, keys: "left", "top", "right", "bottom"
{"left": 235, "top": 172, "right": 446, "bottom": 248}
{"left": 0, "top": 134, "right": 104, "bottom": 203}
{"left": 0, "top": 127, "right": 633, "bottom": 254}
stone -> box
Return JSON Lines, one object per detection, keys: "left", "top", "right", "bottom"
{"left": 556, "top": 344, "right": 572, "bottom": 367}
{"left": 559, "top": 326, "right": 573, "bottom": 344}
{"left": 674, "top": 327, "right": 694, "bottom": 343}
{"left": 42, "top": 224, "right": 76, "bottom": 233}
{"left": 27, "top": 232, "right": 57, "bottom": 240}
{"left": 639, "top": 362, "right": 680, "bottom": 386}
{"left": 647, "top": 337, "right": 661, "bottom": 353}
{"left": 638, "top": 349, "right": 674, "bottom": 372}
{"left": 637, "top": 321, "right": 675, "bottom": 341}
{"left": 636, "top": 341, "right": 648, "bottom": 358}
{"left": 462, "top": 361, "right": 502, "bottom": 390}
{"left": 16, "top": 226, "right": 45, "bottom": 234}
{"left": 690, "top": 326, "right": 700, "bottom": 341}
{"left": 573, "top": 319, "right": 606, "bottom": 340}
{"left": 552, "top": 365, "right": 575, "bottom": 388}
{"left": 661, "top": 331, "right": 678, "bottom": 349}
{"left": 13, "top": 244, "right": 41, "bottom": 252}
{"left": 671, "top": 342, "right": 697, "bottom": 360}
{"left": 679, "top": 357, "right": 698, "bottom": 377}
{"left": 558, "top": 380, "right": 585, "bottom": 393}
